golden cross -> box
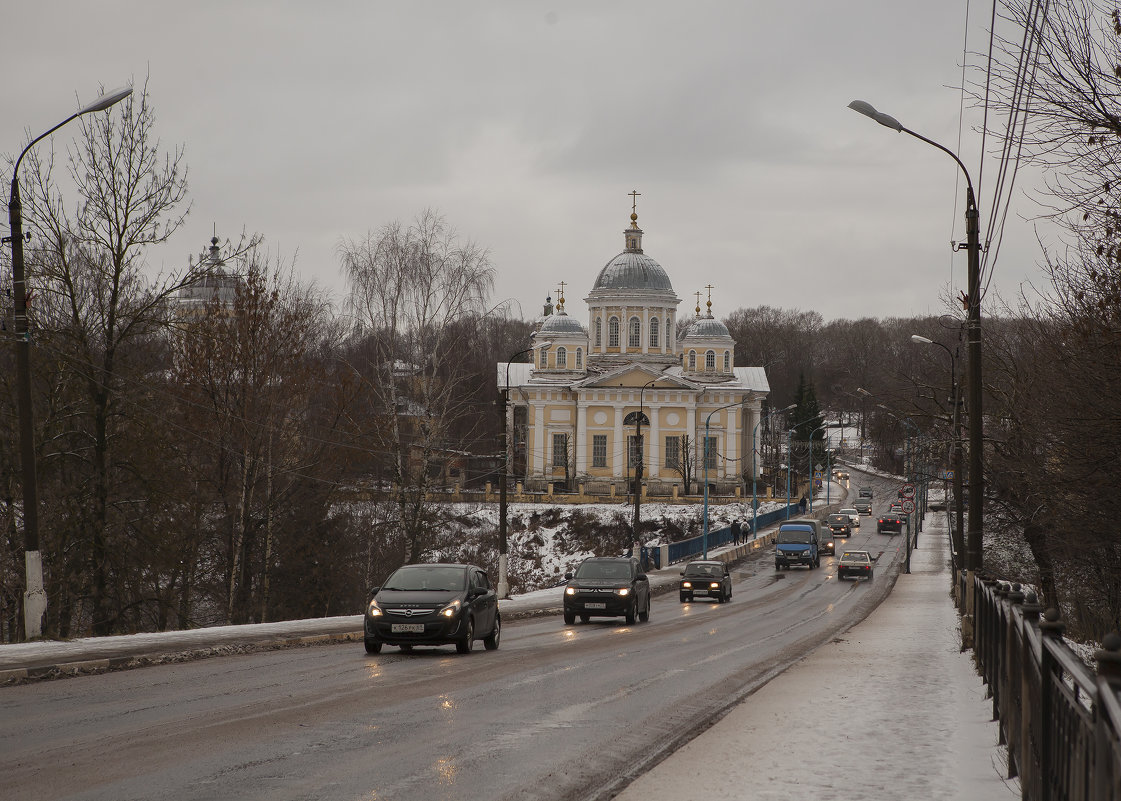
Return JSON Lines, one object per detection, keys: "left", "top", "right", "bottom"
{"left": 629, "top": 189, "right": 641, "bottom": 215}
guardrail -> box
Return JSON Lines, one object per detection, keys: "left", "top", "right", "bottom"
{"left": 969, "top": 574, "right": 1121, "bottom": 800}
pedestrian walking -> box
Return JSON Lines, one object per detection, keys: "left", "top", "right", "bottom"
{"left": 731, "top": 519, "right": 742, "bottom": 545}
{"left": 799, "top": 495, "right": 808, "bottom": 515}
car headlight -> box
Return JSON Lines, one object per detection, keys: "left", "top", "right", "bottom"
{"left": 438, "top": 599, "right": 462, "bottom": 618}
{"left": 709, "top": 582, "right": 720, "bottom": 589}
{"left": 367, "top": 600, "right": 383, "bottom": 617}
{"left": 802, "top": 549, "right": 810, "bottom": 557}
{"left": 682, "top": 581, "right": 693, "bottom": 589}
{"left": 565, "top": 586, "right": 576, "bottom": 596}
{"left": 615, "top": 587, "right": 630, "bottom": 596}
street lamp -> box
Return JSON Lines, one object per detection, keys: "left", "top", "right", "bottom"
{"left": 7, "top": 85, "right": 132, "bottom": 639}
{"left": 498, "top": 343, "right": 548, "bottom": 598}
{"left": 785, "top": 416, "right": 816, "bottom": 518}
{"left": 702, "top": 399, "right": 744, "bottom": 558}
{"left": 910, "top": 334, "right": 965, "bottom": 565}
{"left": 849, "top": 99, "right": 984, "bottom": 574}
{"left": 633, "top": 372, "right": 668, "bottom": 565}
{"left": 807, "top": 423, "right": 829, "bottom": 513}
{"left": 752, "top": 403, "right": 796, "bottom": 537}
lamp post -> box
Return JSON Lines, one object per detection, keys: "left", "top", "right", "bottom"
{"left": 702, "top": 399, "right": 744, "bottom": 558}
{"left": 7, "top": 85, "right": 132, "bottom": 639}
{"left": 498, "top": 344, "right": 543, "bottom": 598}
{"left": 911, "top": 334, "right": 965, "bottom": 565}
{"left": 807, "top": 423, "right": 829, "bottom": 513}
{"left": 785, "top": 416, "right": 816, "bottom": 518}
{"left": 752, "top": 403, "right": 796, "bottom": 537}
{"left": 849, "top": 99, "right": 984, "bottom": 575}
{"left": 633, "top": 375, "right": 664, "bottom": 566}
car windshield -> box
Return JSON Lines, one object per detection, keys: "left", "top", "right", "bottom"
{"left": 829, "top": 515, "right": 848, "bottom": 523}
{"left": 382, "top": 565, "right": 466, "bottom": 592}
{"left": 684, "top": 564, "right": 721, "bottom": 577}
{"left": 840, "top": 552, "right": 870, "bottom": 564}
{"left": 777, "top": 530, "right": 812, "bottom": 544}
{"left": 575, "top": 560, "right": 632, "bottom": 580}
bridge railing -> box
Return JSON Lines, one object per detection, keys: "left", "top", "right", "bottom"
{"left": 969, "top": 573, "right": 1121, "bottom": 801}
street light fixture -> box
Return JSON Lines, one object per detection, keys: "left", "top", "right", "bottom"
{"left": 7, "top": 85, "right": 132, "bottom": 639}
{"left": 633, "top": 372, "right": 669, "bottom": 565}
{"left": 752, "top": 403, "right": 796, "bottom": 537}
{"left": 849, "top": 99, "right": 984, "bottom": 574}
{"left": 910, "top": 334, "right": 965, "bottom": 564}
{"left": 702, "top": 399, "right": 744, "bottom": 558}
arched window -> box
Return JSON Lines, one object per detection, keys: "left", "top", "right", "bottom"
{"left": 557, "top": 347, "right": 567, "bottom": 368}
{"left": 688, "top": 350, "right": 697, "bottom": 370}
{"left": 575, "top": 348, "right": 583, "bottom": 368}
{"left": 540, "top": 347, "right": 548, "bottom": 368}
{"left": 594, "top": 318, "right": 602, "bottom": 347}
{"left": 706, "top": 350, "right": 716, "bottom": 371}
{"left": 628, "top": 317, "right": 641, "bottom": 348}
{"left": 608, "top": 317, "right": 620, "bottom": 347}
{"left": 649, "top": 317, "right": 660, "bottom": 348}
{"left": 723, "top": 351, "right": 731, "bottom": 372}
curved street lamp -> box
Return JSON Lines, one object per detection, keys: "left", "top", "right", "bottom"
{"left": 8, "top": 85, "right": 132, "bottom": 639}
{"left": 702, "top": 399, "right": 744, "bottom": 558}
{"left": 752, "top": 403, "right": 796, "bottom": 537}
{"left": 849, "top": 99, "right": 984, "bottom": 574}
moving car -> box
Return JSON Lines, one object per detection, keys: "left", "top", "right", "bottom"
{"left": 827, "top": 513, "right": 852, "bottom": 538}
{"left": 877, "top": 513, "right": 904, "bottom": 535}
{"left": 838, "top": 550, "right": 874, "bottom": 580}
{"left": 775, "top": 519, "right": 823, "bottom": 569}
{"left": 364, "top": 563, "right": 500, "bottom": 655}
{"left": 889, "top": 501, "right": 904, "bottom": 514}
{"left": 838, "top": 507, "right": 861, "bottom": 527}
{"left": 854, "top": 499, "right": 873, "bottom": 515}
{"left": 563, "top": 556, "right": 651, "bottom": 625}
{"left": 858, "top": 486, "right": 873, "bottom": 500}
{"left": 679, "top": 560, "right": 732, "bottom": 603}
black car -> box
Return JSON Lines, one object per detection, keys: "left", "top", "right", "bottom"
{"left": 563, "top": 556, "right": 651, "bottom": 625}
{"left": 364, "top": 563, "right": 500, "bottom": 654}
{"left": 877, "top": 514, "right": 904, "bottom": 535}
{"left": 827, "top": 513, "right": 852, "bottom": 538}
{"left": 678, "top": 560, "right": 732, "bottom": 603}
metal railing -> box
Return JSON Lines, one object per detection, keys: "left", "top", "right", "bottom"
{"left": 968, "top": 573, "right": 1121, "bottom": 801}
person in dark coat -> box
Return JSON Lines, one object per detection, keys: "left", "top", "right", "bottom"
{"left": 799, "top": 495, "right": 808, "bottom": 515}
{"left": 731, "top": 519, "right": 742, "bottom": 545}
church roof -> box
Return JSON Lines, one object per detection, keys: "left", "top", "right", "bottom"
{"left": 591, "top": 251, "right": 674, "bottom": 292}
{"left": 682, "top": 315, "right": 732, "bottom": 340}
{"left": 538, "top": 310, "right": 587, "bottom": 336}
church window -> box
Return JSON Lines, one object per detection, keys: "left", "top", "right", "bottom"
{"left": 608, "top": 317, "right": 620, "bottom": 347}
{"left": 540, "top": 347, "right": 548, "bottom": 368}
{"left": 706, "top": 350, "right": 716, "bottom": 371}
{"left": 704, "top": 436, "right": 718, "bottom": 469}
{"left": 552, "top": 433, "right": 568, "bottom": 467}
{"left": 723, "top": 351, "right": 731, "bottom": 372}
{"left": 557, "top": 347, "right": 567, "bottom": 368}
{"left": 664, "top": 436, "right": 680, "bottom": 468}
{"left": 576, "top": 348, "right": 583, "bottom": 368}
{"left": 594, "top": 318, "right": 602, "bottom": 347}
{"left": 628, "top": 317, "right": 641, "bottom": 348}
{"left": 650, "top": 317, "right": 660, "bottom": 348}
{"left": 688, "top": 350, "right": 696, "bottom": 370}
{"left": 592, "top": 434, "right": 607, "bottom": 467}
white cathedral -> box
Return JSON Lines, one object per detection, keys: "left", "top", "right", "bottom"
{"left": 497, "top": 204, "right": 770, "bottom": 497}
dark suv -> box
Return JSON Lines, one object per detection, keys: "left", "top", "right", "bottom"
{"left": 563, "top": 557, "right": 651, "bottom": 625}
{"left": 364, "top": 563, "right": 500, "bottom": 654}
{"left": 877, "top": 513, "right": 904, "bottom": 535}
{"left": 827, "top": 513, "right": 852, "bottom": 538}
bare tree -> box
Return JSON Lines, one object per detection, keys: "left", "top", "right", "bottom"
{"left": 339, "top": 210, "right": 495, "bottom": 564}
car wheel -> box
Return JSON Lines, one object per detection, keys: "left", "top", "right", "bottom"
{"left": 456, "top": 617, "right": 475, "bottom": 654}
{"left": 625, "top": 601, "right": 637, "bottom": 625}
{"left": 483, "top": 615, "right": 501, "bottom": 650}
{"left": 775, "top": 563, "right": 781, "bottom": 571}
{"left": 679, "top": 592, "right": 688, "bottom": 603}
{"left": 399, "top": 644, "right": 413, "bottom": 653}
{"left": 638, "top": 598, "right": 650, "bottom": 622}
{"left": 563, "top": 609, "right": 576, "bottom": 625}
{"left": 580, "top": 614, "right": 590, "bottom": 624}
{"left": 364, "top": 639, "right": 382, "bottom": 654}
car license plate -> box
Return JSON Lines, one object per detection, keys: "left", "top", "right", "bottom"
{"left": 391, "top": 623, "right": 424, "bottom": 633}
{"left": 693, "top": 590, "right": 708, "bottom": 595}
{"left": 585, "top": 602, "right": 606, "bottom": 610}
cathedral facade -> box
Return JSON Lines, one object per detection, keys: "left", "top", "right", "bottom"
{"left": 497, "top": 207, "right": 770, "bottom": 496}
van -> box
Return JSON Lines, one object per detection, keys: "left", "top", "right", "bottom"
{"left": 775, "top": 518, "right": 823, "bottom": 570}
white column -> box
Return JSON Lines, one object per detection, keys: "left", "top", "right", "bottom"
{"left": 576, "top": 400, "right": 588, "bottom": 474}
{"left": 613, "top": 393, "right": 625, "bottom": 478}
{"left": 687, "top": 402, "right": 698, "bottom": 482}
{"left": 649, "top": 400, "right": 660, "bottom": 477}
{"left": 641, "top": 306, "right": 649, "bottom": 354}
{"left": 620, "top": 306, "right": 628, "bottom": 353}
{"left": 533, "top": 397, "right": 546, "bottom": 477}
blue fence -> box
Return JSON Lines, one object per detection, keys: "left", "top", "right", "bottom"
{"left": 659, "top": 503, "right": 799, "bottom": 567}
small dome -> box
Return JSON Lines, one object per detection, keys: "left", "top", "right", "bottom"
{"left": 539, "top": 311, "right": 587, "bottom": 336}
{"left": 682, "top": 316, "right": 731, "bottom": 340}
{"left": 592, "top": 251, "right": 674, "bottom": 291}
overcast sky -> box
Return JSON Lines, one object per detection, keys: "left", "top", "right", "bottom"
{"left": 3, "top": 1, "right": 1054, "bottom": 325}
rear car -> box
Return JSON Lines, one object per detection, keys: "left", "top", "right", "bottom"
{"left": 838, "top": 507, "right": 861, "bottom": 527}
{"left": 838, "top": 549, "right": 874, "bottom": 580}
{"left": 364, "top": 563, "right": 500, "bottom": 655}
{"left": 679, "top": 560, "right": 732, "bottom": 603}
{"left": 827, "top": 513, "right": 852, "bottom": 538}
{"left": 877, "top": 513, "right": 904, "bottom": 535}
{"left": 564, "top": 557, "right": 651, "bottom": 625}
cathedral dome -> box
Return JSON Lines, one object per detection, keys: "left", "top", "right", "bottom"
{"left": 591, "top": 251, "right": 674, "bottom": 292}
{"left": 682, "top": 315, "right": 731, "bottom": 340}
{"left": 539, "top": 310, "right": 587, "bottom": 336}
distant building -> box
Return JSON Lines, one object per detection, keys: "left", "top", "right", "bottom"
{"left": 177, "top": 236, "right": 243, "bottom": 313}
{"left": 497, "top": 203, "right": 770, "bottom": 496}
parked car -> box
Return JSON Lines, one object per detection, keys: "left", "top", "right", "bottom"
{"left": 838, "top": 550, "right": 874, "bottom": 580}
{"left": 364, "top": 563, "right": 500, "bottom": 655}
{"left": 854, "top": 499, "right": 873, "bottom": 515}
{"left": 564, "top": 557, "right": 651, "bottom": 625}
{"left": 679, "top": 560, "right": 732, "bottom": 603}
{"left": 838, "top": 507, "right": 861, "bottom": 527}
{"left": 775, "top": 519, "right": 823, "bottom": 569}
{"left": 827, "top": 513, "right": 852, "bottom": 538}
{"left": 877, "top": 514, "right": 904, "bottom": 535}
